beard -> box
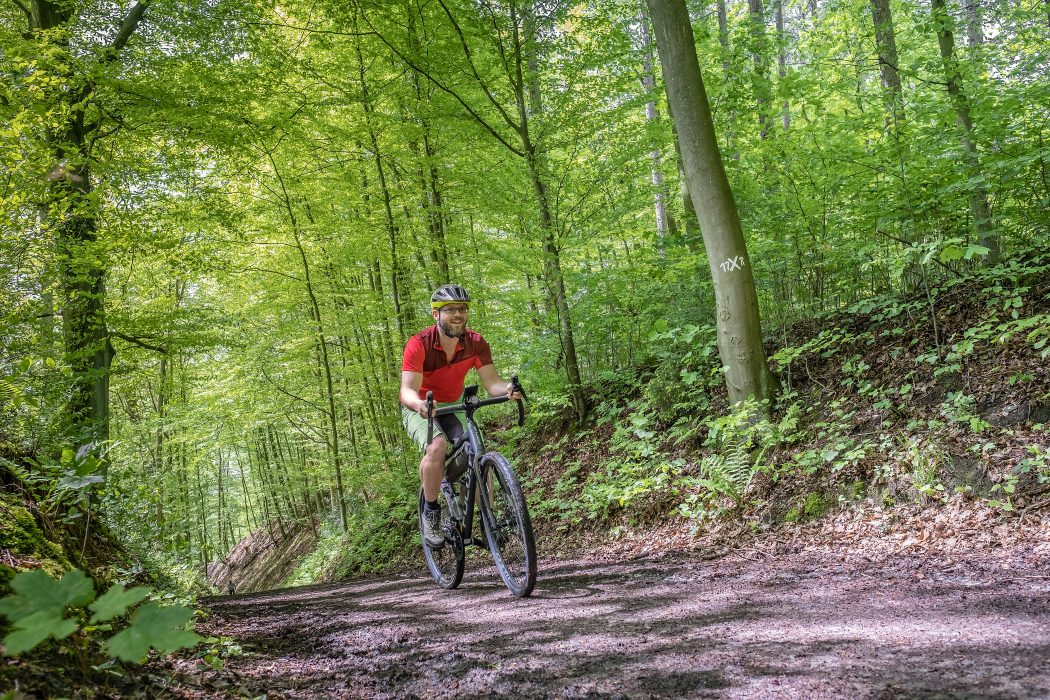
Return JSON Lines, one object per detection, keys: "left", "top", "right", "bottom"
{"left": 438, "top": 319, "right": 466, "bottom": 338}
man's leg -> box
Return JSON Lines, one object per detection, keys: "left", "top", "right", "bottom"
{"left": 420, "top": 435, "right": 447, "bottom": 503}
{"left": 403, "top": 405, "right": 452, "bottom": 545}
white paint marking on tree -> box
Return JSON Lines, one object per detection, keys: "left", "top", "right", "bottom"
{"left": 720, "top": 256, "right": 745, "bottom": 272}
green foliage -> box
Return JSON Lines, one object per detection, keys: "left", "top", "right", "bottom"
{"left": 785, "top": 493, "right": 830, "bottom": 524}
{"left": 1, "top": 0, "right": 1048, "bottom": 584}
{"left": 0, "top": 570, "right": 92, "bottom": 655}
{"left": 0, "top": 569, "right": 200, "bottom": 662}
{"left": 104, "top": 602, "right": 201, "bottom": 663}
{"left": 89, "top": 584, "right": 152, "bottom": 624}
{"left": 0, "top": 491, "right": 71, "bottom": 581}
{"left": 3, "top": 443, "right": 111, "bottom": 538}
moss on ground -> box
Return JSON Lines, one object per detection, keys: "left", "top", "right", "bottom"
{"left": 785, "top": 492, "right": 830, "bottom": 523}
{"left": 0, "top": 492, "right": 72, "bottom": 589}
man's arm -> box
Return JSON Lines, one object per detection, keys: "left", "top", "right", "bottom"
{"left": 477, "top": 364, "right": 522, "bottom": 400}
{"left": 400, "top": 371, "right": 429, "bottom": 416}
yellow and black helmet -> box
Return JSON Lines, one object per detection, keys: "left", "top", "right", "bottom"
{"left": 431, "top": 284, "right": 471, "bottom": 309}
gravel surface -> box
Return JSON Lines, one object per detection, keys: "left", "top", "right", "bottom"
{"left": 179, "top": 545, "right": 1050, "bottom": 699}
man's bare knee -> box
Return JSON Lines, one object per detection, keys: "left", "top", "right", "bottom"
{"left": 425, "top": 436, "right": 447, "bottom": 460}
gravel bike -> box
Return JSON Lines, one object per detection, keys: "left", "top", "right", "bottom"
{"left": 419, "top": 377, "right": 537, "bottom": 597}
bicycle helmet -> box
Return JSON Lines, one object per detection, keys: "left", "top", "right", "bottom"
{"left": 431, "top": 284, "right": 471, "bottom": 309}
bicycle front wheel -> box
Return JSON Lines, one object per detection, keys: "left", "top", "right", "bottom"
{"left": 479, "top": 452, "right": 537, "bottom": 597}
{"left": 419, "top": 487, "right": 464, "bottom": 590}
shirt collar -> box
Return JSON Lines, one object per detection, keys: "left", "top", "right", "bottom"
{"left": 430, "top": 325, "right": 464, "bottom": 350}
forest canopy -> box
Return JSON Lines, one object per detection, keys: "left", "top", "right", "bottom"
{"left": 1, "top": 0, "right": 1048, "bottom": 582}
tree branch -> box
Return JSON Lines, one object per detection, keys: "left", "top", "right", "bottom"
{"left": 479, "top": 0, "right": 512, "bottom": 77}
{"left": 436, "top": 0, "right": 522, "bottom": 134}
{"left": 76, "top": 2, "right": 150, "bottom": 107}
{"left": 358, "top": 8, "right": 526, "bottom": 158}
{"left": 260, "top": 366, "right": 328, "bottom": 417}
{"left": 10, "top": 0, "right": 30, "bottom": 22}
{"left": 110, "top": 330, "right": 167, "bottom": 354}
{"left": 108, "top": 1, "right": 149, "bottom": 57}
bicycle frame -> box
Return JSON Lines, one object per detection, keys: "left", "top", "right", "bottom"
{"left": 426, "top": 382, "right": 524, "bottom": 549}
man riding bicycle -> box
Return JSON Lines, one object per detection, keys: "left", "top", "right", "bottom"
{"left": 400, "top": 284, "right": 522, "bottom": 547}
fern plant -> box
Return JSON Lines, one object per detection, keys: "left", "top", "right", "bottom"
{"left": 698, "top": 437, "right": 753, "bottom": 507}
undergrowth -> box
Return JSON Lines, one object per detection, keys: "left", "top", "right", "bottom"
{"left": 521, "top": 252, "right": 1050, "bottom": 538}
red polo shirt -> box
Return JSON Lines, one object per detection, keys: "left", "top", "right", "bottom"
{"left": 402, "top": 325, "right": 493, "bottom": 402}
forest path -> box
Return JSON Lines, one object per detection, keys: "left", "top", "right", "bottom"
{"left": 185, "top": 546, "right": 1050, "bottom": 699}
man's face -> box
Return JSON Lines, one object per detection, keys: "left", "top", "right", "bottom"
{"left": 434, "top": 304, "right": 469, "bottom": 338}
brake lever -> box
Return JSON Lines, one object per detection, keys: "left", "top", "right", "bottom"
{"left": 511, "top": 375, "right": 526, "bottom": 427}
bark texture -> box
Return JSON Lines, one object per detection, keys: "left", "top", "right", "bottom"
{"left": 31, "top": 0, "right": 149, "bottom": 442}
{"left": 931, "top": 0, "right": 1000, "bottom": 264}
{"left": 645, "top": 0, "right": 775, "bottom": 408}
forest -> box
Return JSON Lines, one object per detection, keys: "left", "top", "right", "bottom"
{"left": 1, "top": 0, "right": 1048, "bottom": 696}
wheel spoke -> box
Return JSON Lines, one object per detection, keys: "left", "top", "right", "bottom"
{"left": 481, "top": 453, "right": 537, "bottom": 597}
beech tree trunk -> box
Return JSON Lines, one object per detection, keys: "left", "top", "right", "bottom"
{"left": 646, "top": 0, "right": 776, "bottom": 409}
{"left": 355, "top": 30, "right": 411, "bottom": 342}
{"left": 716, "top": 0, "right": 737, "bottom": 158}
{"left": 870, "top": 0, "right": 904, "bottom": 132}
{"left": 774, "top": 0, "right": 790, "bottom": 132}
{"left": 931, "top": 0, "right": 999, "bottom": 264}
{"left": 514, "top": 0, "right": 588, "bottom": 422}
{"left": 747, "top": 0, "right": 772, "bottom": 139}
{"left": 637, "top": 1, "right": 675, "bottom": 250}
{"left": 406, "top": 3, "right": 451, "bottom": 284}
{"left": 30, "top": 0, "right": 149, "bottom": 443}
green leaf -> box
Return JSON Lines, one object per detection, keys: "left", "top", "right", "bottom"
{"left": 89, "top": 585, "right": 153, "bottom": 624}
{"left": 104, "top": 603, "right": 201, "bottom": 662}
{"left": 0, "top": 569, "right": 95, "bottom": 623}
{"left": 56, "top": 474, "right": 105, "bottom": 490}
{"left": 2, "top": 609, "right": 78, "bottom": 656}
{"left": 939, "top": 245, "right": 964, "bottom": 262}
{"left": 963, "top": 244, "right": 990, "bottom": 260}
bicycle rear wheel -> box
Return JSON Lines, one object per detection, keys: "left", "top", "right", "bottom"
{"left": 479, "top": 452, "right": 537, "bottom": 597}
{"left": 419, "top": 487, "right": 464, "bottom": 589}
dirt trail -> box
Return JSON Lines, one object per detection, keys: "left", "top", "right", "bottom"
{"left": 169, "top": 543, "right": 1050, "bottom": 699}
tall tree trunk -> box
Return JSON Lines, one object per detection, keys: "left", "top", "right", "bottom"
{"left": 355, "top": 22, "right": 410, "bottom": 343}
{"left": 931, "top": 0, "right": 999, "bottom": 263}
{"left": 30, "top": 0, "right": 148, "bottom": 443}
{"left": 964, "top": 0, "right": 985, "bottom": 48}
{"left": 265, "top": 153, "right": 350, "bottom": 531}
{"left": 747, "top": 0, "right": 772, "bottom": 139}
{"left": 774, "top": 0, "right": 791, "bottom": 132}
{"left": 638, "top": 1, "right": 675, "bottom": 251}
{"left": 870, "top": 0, "right": 920, "bottom": 288}
{"left": 406, "top": 2, "right": 451, "bottom": 284}
{"left": 514, "top": 0, "right": 588, "bottom": 422}
{"left": 237, "top": 450, "right": 259, "bottom": 532}
{"left": 870, "top": 0, "right": 904, "bottom": 133}
{"left": 716, "top": 0, "right": 737, "bottom": 158}
{"left": 647, "top": 0, "right": 776, "bottom": 409}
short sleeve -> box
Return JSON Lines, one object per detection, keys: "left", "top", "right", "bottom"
{"left": 402, "top": 336, "right": 424, "bottom": 373}
{"left": 474, "top": 335, "right": 493, "bottom": 369}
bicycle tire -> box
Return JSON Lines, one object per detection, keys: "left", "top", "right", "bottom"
{"left": 419, "top": 487, "right": 464, "bottom": 589}
{"left": 479, "top": 452, "right": 537, "bottom": 597}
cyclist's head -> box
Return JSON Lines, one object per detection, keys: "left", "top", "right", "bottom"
{"left": 431, "top": 284, "right": 471, "bottom": 338}
{"left": 430, "top": 284, "right": 471, "bottom": 310}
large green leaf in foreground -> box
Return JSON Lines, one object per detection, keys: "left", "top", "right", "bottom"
{"left": 0, "top": 569, "right": 95, "bottom": 655}
{"left": 89, "top": 584, "right": 153, "bottom": 624}
{"left": 105, "top": 602, "right": 202, "bottom": 662}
